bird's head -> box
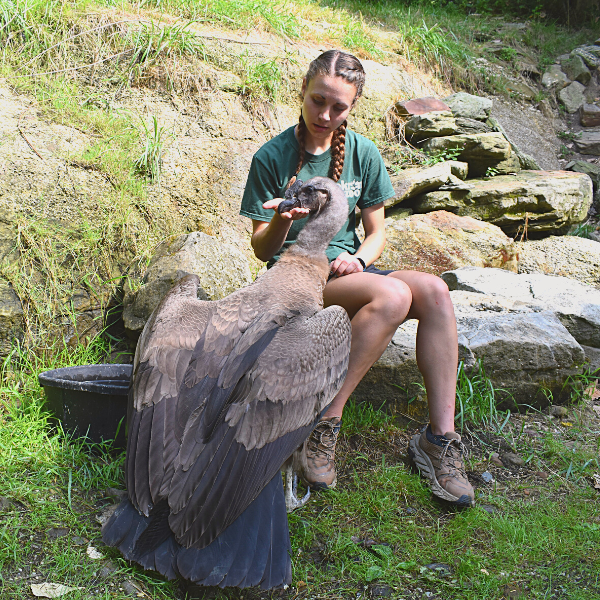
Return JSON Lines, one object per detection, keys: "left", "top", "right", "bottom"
{"left": 277, "top": 177, "right": 344, "bottom": 217}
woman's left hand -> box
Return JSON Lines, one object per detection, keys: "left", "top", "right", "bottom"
{"left": 329, "top": 252, "right": 364, "bottom": 278}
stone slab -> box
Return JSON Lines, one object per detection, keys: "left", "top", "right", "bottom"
{"left": 386, "top": 162, "right": 453, "bottom": 207}
{"left": 443, "top": 92, "right": 493, "bottom": 121}
{"left": 542, "top": 64, "right": 569, "bottom": 89}
{"left": 395, "top": 97, "right": 450, "bottom": 117}
{"left": 558, "top": 81, "right": 587, "bottom": 113}
{"left": 404, "top": 111, "right": 457, "bottom": 141}
{"left": 561, "top": 54, "right": 592, "bottom": 85}
{"left": 574, "top": 130, "right": 600, "bottom": 155}
{"left": 412, "top": 170, "right": 593, "bottom": 237}
{"left": 581, "top": 104, "right": 600, "bottom": 127}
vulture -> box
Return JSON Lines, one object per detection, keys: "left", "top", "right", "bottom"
{"left": 102, "top": 177, "right": 352, "bottom": 589}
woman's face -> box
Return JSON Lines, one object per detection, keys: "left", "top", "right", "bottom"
{"left": 301, "top": 74, "right": 357, "bottom": 142}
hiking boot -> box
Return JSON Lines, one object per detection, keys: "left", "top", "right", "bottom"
{"left": 299, "top": 417, "right": 342, "bottom": 490}
{"left": 408, "top": 425, "right": 474, "bottom": 507}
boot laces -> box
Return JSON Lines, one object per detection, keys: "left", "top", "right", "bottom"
{"left": 439, "top": 437, "right": 469, "bottom": 475}
{"left": 307, "top": 421, "right": 339, "bottom": 460}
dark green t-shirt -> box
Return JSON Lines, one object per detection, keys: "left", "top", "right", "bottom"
{"left": 240, "top": 126, "right": 395, "bottom": 265}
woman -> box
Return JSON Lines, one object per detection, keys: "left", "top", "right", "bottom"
{"left": 240, "top": 50, "right": 474, "bottom": 507}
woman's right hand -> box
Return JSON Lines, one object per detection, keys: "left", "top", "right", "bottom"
{"left": 262, "top": 198, "right": 310, "bottom": 221}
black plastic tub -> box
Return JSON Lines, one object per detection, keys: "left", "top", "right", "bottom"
{"left": 38, "top": 364, "right": 132, "bottom": 449}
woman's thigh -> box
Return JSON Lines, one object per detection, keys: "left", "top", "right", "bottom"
{"left": 323, "top": 272, "right": 412, "bottom": 320}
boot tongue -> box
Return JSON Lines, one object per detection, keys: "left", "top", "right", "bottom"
{"left": 444, "top": 431, "right": 461, "bottom": 442}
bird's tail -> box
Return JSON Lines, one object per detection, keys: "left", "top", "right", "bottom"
{"left": 101, "top": 473, "right": 292, "bottom": 589}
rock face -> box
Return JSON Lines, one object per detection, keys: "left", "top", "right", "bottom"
{"left": 443, "top": 92, "right": 493, "bottom": 121}
{"left": 410, "top": 170, "right": 593, "bottom": 237}
{"left": 558, "top": 81, "right": 587, "bottom": 113}
{"left": 123, "top": 232, "right": 252, "bottom": 336}
{"left": 0, "top": 280, "right": 24, "bottom": 356}
{"left": 442, "top": 267, "right": 600, "bottom": 349}
{"left": 376, "top": 211, "right": 518, "bottom": 275}
{"left": 566, "top": 160, "right": 600, "bottom": 189}
{"left": 421, "top": 133, "right": 512, "bottom": 176}
{"left": 517, "top": 235, "right": 600, "bottom": 288}
{"left": 574, "top": 130, "right": 600, "bottom": 155}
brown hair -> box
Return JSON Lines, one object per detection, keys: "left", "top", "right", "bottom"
{"left": 288, "top": 50, "right": 365, "bottom": 188}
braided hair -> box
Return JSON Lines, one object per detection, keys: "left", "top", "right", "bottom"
{"left": 287, "top": 50, "right": 365, "bottom": 189}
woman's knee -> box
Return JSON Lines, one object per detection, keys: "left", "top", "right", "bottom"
{"left": 409, "top": 274, "right": 453, "bottom": 317}
{"left": 369, "top": 277, "right": 412, "bottom": 323}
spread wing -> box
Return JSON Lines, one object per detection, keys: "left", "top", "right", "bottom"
{"left": 167, "top": 304, "right": 351, "bottom": 548}
{"left": 125, "top": 272, "right": 351, "bottom": 550}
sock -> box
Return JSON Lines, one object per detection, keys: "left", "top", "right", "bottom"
{"left": 425, "top": 424, "right": 448, "bottom": 447}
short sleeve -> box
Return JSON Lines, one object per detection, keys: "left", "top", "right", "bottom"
{"left": 357, "top": 141, "right": 395, "bottom": 210}
{"left": 240, "top": 154, "right": 278, "bottom": 222}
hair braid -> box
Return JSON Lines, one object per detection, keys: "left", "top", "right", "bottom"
{"left": 286, "top": 112, "right": 306, "bottom": 190}
{"left": 329, "top": 120, "right": 347, "bottom": 182}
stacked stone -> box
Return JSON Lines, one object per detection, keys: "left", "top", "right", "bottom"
{"left": 541, "top": 42, "right": 600, "bottom": 156}
{"left": 389, "top": 93, "right": 593, "bottom": 238}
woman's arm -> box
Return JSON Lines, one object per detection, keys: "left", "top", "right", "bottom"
{"left": 329, "top": 202, "right": 386, "bottom": 277}
{"left": 250, "top": 199, "right": 310, "bottom": 262}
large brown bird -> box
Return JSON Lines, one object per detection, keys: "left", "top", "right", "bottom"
{"left": 102, "top": 177, "right": 352, "bottom": 589}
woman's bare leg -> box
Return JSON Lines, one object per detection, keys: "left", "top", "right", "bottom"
{"left": 323, "top": 270, "right": 457, "bottom": 435}
{"left": 388, "top": 271, "right": 458, "bottom": 435}
{"left": 321, "top": 272, "right": 413, "bottom": 418}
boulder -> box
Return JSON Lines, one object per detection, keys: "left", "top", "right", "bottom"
{"left": 447, "top": 161, "right": 469, "bottom": 180}
{"left": 573, "top": 47, "right": 600, "bottom": 69}
{"left": 376, "top": 211, "right": 518, "bottom": 275}
{"left": 505, "top": 80, "right": 538, "bottom": 100}
{"left": 455, "top": 117, "right": 492, "bottom": 135}
{"left": 541, "top": 65, "right": 569, "bottom": 89}
{"left": 581, "top": 104, "right": 600, "bottom": 127}
{"left": 123, "top": 232, "right": 252, "bottom": 336}
{"left": 0, "top": 280, "right": 23, "bottom": 357}
{"left": 394, "top": 97, "right": 450, "bottom": 117}
{"left": 421, "top": 133, "right": 511, "bottom": 177}
{"left": 442, "top": 267, "right": 600, "bottom": 348}
{"left": 403, "top": 111, "right": 457, "bottom": 141}
{"left": 574, "top": 130, "right": 600, "bottom": 155}
{"left": 355, "top": 289, "right": 585, "bottom": 415}
{"left": 565, "top": 160, "right": 600, "bottom": 189}
{"left": 443, "top": 92, "right": 493, "bottom": 121}
{"left": 558, "top": 81, "right": 587, "bottom": 113}
{"left": 561, "top": 55, "right": 592, "bottom": 85}
{"left": 451, "top": 291, "right": 584, "bottom": 407}
{"left": 410, "top": 170, "right": 593, "bottom": 237}
{"left": 385, "top": 162, "right": 456, "bottom": 208}
{"left": 487, "top": 117, "right": 540, "bottom": 170}
{"left": 517, "top": 235, "right": 600, "bottom": 288}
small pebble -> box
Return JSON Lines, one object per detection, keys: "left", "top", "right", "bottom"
{"left": 481, "top": 471, "right": 495, "bottom": 483}
{"left": 549, "top": 405, "right": 568, "bottom": 418}
{"left": 481, "top": 504, "right": 497, "bottom": 514}
{"left": 371, "top": 584, "right": 392, "bottom": 597}
{"left": 502, "top": 452, "right": 525, "bottom": 467}
{"left": 424, "top": 563, "right": 453, "bottom": 576}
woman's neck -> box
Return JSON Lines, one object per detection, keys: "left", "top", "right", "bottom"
{"left": 294, "top": 125, "right": 332, "bottom": 156}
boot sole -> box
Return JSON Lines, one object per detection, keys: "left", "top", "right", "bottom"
{"left": 408, "top": 434, "right": 472, "bottom": 507}
{"left": 304, "top": 476, "right": 336, "bottom": 491}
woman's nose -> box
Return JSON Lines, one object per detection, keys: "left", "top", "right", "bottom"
{"left": 319, "top": 108, "right": 330, "bottom": 122}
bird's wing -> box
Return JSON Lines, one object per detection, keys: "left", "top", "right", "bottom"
{"left": 167, "top": 304, "right": 351, "bottom": 549}
{"left": 126, "top": 277, "right": 265, "bottom": 516}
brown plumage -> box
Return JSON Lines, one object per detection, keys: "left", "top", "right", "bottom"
{"left": 102, "top": 177, "right": 352, "bottom": 589}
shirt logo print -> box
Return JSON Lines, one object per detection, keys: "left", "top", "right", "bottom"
{"left": 340, "top": 180, "right": 363, "bottom": 199}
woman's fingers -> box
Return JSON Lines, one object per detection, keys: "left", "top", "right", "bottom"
{"left": 330, "top": 253, "right": 364, "bottom": 277}
{"left": 261, "top": 200, "right": 310, "bottom": 220}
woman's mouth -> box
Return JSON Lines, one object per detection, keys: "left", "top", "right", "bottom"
{"left": 313, "top": 123, "right": 329, "bottom": 132}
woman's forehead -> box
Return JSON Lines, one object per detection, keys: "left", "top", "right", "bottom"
{"left": 305, "top": 74, "right": 357, "bottom": 105}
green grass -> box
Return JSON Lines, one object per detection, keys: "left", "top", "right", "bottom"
{"left": 1, "top": 344, "right": 600, "bottom": 598}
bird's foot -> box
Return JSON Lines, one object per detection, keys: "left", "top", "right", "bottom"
{"left": 285, "top": 471, "right": 310, "bottom": 513}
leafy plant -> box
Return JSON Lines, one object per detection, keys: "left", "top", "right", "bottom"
{"left": 133, "top": 116, "right": 170, "bottom": 181}
{"left": 423, "top": 146, "right": 463, "bottom": 165}
{"left": 567, "top": 222, "right": 597, "bottom": 239}
{"left": 485, "top": 166, "right": 500, "bottom": 177}
{"left": 240, "top": 57, "right": 283, "bottom": 102}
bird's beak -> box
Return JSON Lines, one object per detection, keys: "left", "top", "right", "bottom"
{"left": 277, "top": 197, "right": 302, "bottom": 214}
